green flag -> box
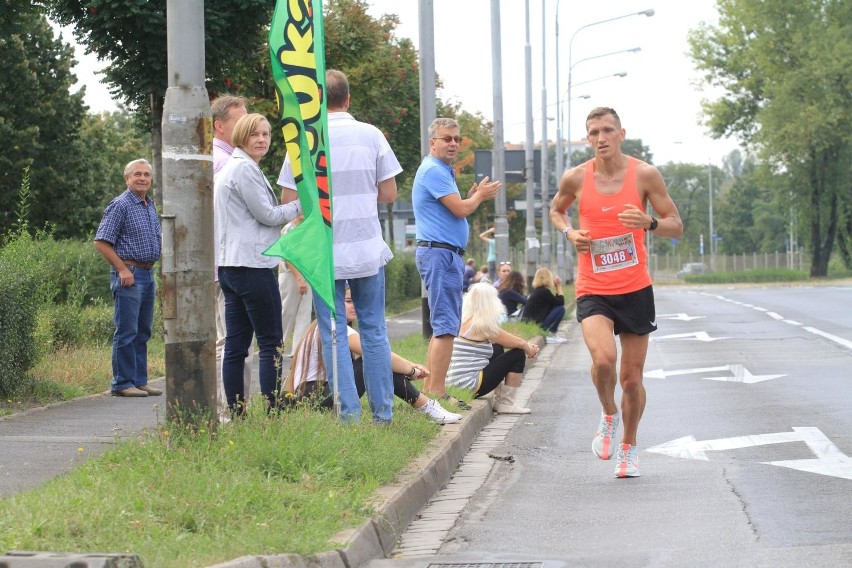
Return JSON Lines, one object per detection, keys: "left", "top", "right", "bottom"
{"left": 264, "top": 0, "right": 335, "bottom": 314}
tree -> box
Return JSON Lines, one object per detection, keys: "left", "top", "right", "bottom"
{"left": 0, "top": 3, "right": 87, "bottom": 235}
{"left": 43, "top": 0, "right": 275, "bottom": 205}
{"left": 688, "top": 0, "right": 852, "bottom": 276}
{"left": 64, "top": 110, "right": 151, "bottom": 239}
{"left": 323, "top": 0, "right": 422, "bottom": 187}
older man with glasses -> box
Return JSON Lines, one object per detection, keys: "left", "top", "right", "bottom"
{"left": 412, "top": 117, "right": 501, "bottom": 407}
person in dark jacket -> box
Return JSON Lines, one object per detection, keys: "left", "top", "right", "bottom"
{"left": 496, "top": 270, "right": 527, "bottom": 317}
{"left": 523, "top": 267, "right": 567, "bottom": 344}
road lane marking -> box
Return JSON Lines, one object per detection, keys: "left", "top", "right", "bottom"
{"left": 645, "top": 364, "right": 785, "bottom": 383}
{"left": 652, "top": 332, "right": 728, "bottom": 342}
{"left": 803, "top": 327, "right": 852, "bottom": 351}
{"left": 647, "top": 427, "right": 852, "bottom": 480}
{"left": 657, "top": 313, "right": 705, "bottom": 321}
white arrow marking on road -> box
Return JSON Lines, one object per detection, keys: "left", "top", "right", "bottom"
{"left": 657, "top": 313, "right": 705, "bottom": 321}
{"left": 701, "top": 364, "right": 786, "bottom": 383}
{"left": 647, "top": 427, "right": 852, "bottom": 480}
{"left": 767, "top": 427, "right": 852, "bottom": 480}
{"left": 644, "top": 364, "right": 786, "bottom": 383}
{"left": 652, "top": 331, "right": 728, "bottom": 342}
{"left": 645, "top": 365, "right": 730, "bottom": 380}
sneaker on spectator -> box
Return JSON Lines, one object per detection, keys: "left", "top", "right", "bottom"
{"left": 418, "top": 399, "right": 463, "bottom": 425}
{"left": 545, "top": 334, "right": 567, "bottom": 344}
{"left": 592, "top": 411, "right": 620, "bottom": 460}
{"left": 614, "top": 443, "right": 640, "bottom": 478}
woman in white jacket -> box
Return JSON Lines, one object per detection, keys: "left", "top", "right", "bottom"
{"left": 214, "top": 113, "right": 301, "bottom": 414}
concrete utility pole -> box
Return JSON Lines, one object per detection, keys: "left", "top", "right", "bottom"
{"left": 419, "top": 0, "right": 436, "bottom": 338}
{"left": 540, "top": 0, "right": 551, "bottom": 269}
{"left": 523, "top": 0, "right": 538, "bottom": 286}
{"left": 160, "top": 0, "right": 216, "bottom": 421}
{"left": 491, "top": 0, "right": 509, "bottom": 266}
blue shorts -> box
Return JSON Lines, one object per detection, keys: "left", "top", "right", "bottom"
{"left": 416, "top": 246, "right": 464, "bottom": 336}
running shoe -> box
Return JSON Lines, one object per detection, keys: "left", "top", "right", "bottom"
{"left": 417, "top": 399, "right": 463, "bottom": 424}
{"left": 591, "top": 411, "right": 620, "bottom": 460}
{"left": 614, "top": 443, "right": 640, "bottom": 478}
{"left": 545, "top": 334, "right": 567, "bottom": 344}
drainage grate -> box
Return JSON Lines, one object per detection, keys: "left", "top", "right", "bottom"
{"left": 427, "top": 564, "right": 543, "bottom": 568}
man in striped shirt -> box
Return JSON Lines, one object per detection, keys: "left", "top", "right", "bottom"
{"left": 277, "top": 69, "right": 402, "bottom": 423}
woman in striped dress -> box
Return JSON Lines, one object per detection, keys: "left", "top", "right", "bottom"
{"left": 446, "top": 283, "right": 540, "bottom": 413}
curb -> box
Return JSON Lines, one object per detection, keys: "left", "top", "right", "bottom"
{"left": 207, "top": 335, "right": 546, "bottom": 568}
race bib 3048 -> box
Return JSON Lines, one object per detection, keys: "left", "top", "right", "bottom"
{"left": 590, "top": 232, "right": 639, "bottom": 273}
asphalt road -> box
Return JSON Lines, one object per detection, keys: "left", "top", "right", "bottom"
{"left": 368, "top": 283, "right": 852, "bottom": 567}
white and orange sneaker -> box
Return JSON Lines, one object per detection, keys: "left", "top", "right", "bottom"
{"left": 591, "top": 411, "right": 620, "bottom": 460}
{"left": 614, "top": 443, "right": 640, "bottom": 478}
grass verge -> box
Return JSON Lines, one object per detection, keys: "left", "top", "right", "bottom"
{"left": 0, "top": 312, "right": 544, "bottom": 566}
{"left": 0, "top": 402, "right": 438, "bottom": 567}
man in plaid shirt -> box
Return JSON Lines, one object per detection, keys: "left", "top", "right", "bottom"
{"left": 94, "top": 159, "right": 162, "bottom": 397}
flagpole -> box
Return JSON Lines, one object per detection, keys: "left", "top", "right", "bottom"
{"left": 329, "top": 315, "right": 340, "bottom": 417}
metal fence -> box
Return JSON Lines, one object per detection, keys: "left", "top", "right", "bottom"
{"left": 499, "top": 246, "right": 809, "bottom": 283}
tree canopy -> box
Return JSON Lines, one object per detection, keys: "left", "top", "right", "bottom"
{"left": 0, "top": 3, "right": 87, "bottom": 236}
{"left": 688, "top": 0, "right": 852, "bottom": 275}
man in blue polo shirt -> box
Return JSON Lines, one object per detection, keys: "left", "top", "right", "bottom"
{"left": 412, "top": 118, "right": 500, "bottom": 406}
{"left": 94, "top": 159, "right": 162, "bottom": 397}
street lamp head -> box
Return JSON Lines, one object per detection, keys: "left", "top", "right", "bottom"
{"left": 639, "top": 9, "right": 655, "bottom": 17}
{"left": 614, "top": 72, "right": 628, "bottom": 78}
{"left": 628, "top": 47, "right": 642, "bottom": 53}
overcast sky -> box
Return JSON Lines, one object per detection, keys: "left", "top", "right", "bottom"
{"left": 67, "top": 0, "right": 740, "bottom": 167}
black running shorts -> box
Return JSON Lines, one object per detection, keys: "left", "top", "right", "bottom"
{"left": 576, "top": 285, "right": 657, "bottom": 336}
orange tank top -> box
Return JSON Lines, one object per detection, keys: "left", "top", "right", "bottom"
{"left": 575, "top": 157, "right": 652, "bottom": 297}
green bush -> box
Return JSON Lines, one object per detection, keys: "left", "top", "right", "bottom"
{"left": 684, "top": 268, "right": 808, "bottom": 284}
{"left": 53, "top": 239, "right": 112, "bottom": 306}
{"left": 0, "top": 231, "right": 64, "bottom": 396}
{"left": 37, "top": 303, "right": 114, "bottom": 352}
{"left": 384, "top": 250, "right": 420, "bottom": 312}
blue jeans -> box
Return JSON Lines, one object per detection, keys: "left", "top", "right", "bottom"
{"left": 313, "top": 270, "right": 393, "bottom": 423}
{"left": 218, "top": 267, "right": 283, "bottom": 409}
{"left": 110, "top": 266, "right": 156, "bottom": 392}
{"left": 540, "top": 305, "right": 566, "bottom": 334}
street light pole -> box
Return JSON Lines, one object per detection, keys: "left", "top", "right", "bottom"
{"left": 491, "top": 0, "right": 509, "bottom": 265}
{"left": 540, "top": 0, "right": 551, "bottom": 269}
{"left": 566, "top": 9, "right": 653, "bottom": 169}
{"left": 567, "top": 48, "right": 640, "bottom": 169}
{"left": 708, "top": 160, "right": 715, "bottom": 269}
{"left": 554, "top": 0, "right": 565, "bottom": 279}
{"left": 524, "top": 0, "right": 538, "bottom": 286}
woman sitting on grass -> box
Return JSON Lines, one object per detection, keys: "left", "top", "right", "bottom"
{"left": 496, "top": 270, "right": 527, "bottom": 318}
{"left": 446, "top": 283, "right": 540, "bottom": 414}
{"left": 522, "top": 267, "right": 567, "bottom": 344}
{"left": 285, "top": 289, "right": 462, "bottom": 425}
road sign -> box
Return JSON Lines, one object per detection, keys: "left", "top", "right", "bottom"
{"left": 474, "top": 149, "right": 541, "bottom": 184}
